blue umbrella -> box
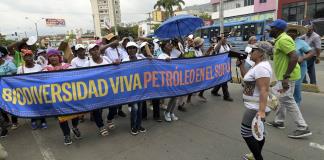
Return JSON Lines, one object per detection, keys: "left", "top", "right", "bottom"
{"left": 154, "top": 14, "right": 204, "bottom": 39}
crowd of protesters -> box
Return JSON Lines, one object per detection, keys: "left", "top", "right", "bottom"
{"left": 0, "top": 19, "right": 321, "bottom": 160}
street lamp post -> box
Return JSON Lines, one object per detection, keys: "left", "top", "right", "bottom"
{"left": 25, "top": 17, "right": 44, "bottom": 39}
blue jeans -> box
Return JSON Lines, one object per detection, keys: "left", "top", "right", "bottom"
{"left": 303, "top": 56, "right": 317, "bottom": 84}
{"left": 129, "top": 103, "right": 142, "bottom": 129}
{"left": 294, "top": 64, "right": 307, "bottom": 107}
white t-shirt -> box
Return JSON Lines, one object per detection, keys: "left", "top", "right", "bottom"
{"left": 17, "top": 64, "right": 43, "bottom": 74}
{"left": 86, "top": 56, "right": 112, "bottom": 67}
{"left": 136, "top": 53, "right": 146, "bottom": 60}
{"left": 104, "top": 47, "right": 130, "bottom": 62}
{"left": 71, "top": 57, "right": 89, "bottom": 68}
{"left": 215, "top": 44, "right": 231, "bottom": 54}
{"left": 158, "top": 53, "right": 171, "bottom": 60}
{"left": 36, "top": 56, "right": 48, "bottom": 68}
{"left": 170, "top": 48, "right": 182, "bottom": 58}
{"left": 243, "top": 61, "right": 272, "bottom": 112}
{"left": 194, "top": 48, "right": 204, "bottom": 57}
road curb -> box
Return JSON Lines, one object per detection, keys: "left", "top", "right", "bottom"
{"left": 230, "top": 77, "right": 321, "bottom": 93}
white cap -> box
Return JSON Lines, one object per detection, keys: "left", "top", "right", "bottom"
{"left": 75, "top": 44, "right": 85, "bottom": 50}
{"left": 153, "top": 39, "right": 160, "bottom": 43}
{"left": 26, "top": 36, "right": 38, "bottom": 46}
{"left": 140, "top": 42, "right": 148, "bottom": 49}
{"left": 188, "top": 34, "right": 194, "bottom": 39}
{"left": 245, "top": 46, "right": 252, "bottom": 54}
{"left": 88, "top": 44, "right": 99, "bottom": 51}
{"left": 126, "top": 42, "right": 139, "bottom": 48}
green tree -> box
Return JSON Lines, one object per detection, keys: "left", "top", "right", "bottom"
{"left": 0, "top": 34, "right": 15, "bottom": 46}
{"left": 154, "top": 0, "right": 185, "bottom": 18}
{"left": 199, "top": 13, "right": 212, "bottom": 20}
{"left": 103, "top": 26, "right": 139, "bottom": 38}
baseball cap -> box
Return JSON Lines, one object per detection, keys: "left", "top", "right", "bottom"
{"left": 250, "top": 41, "right": 273, "bottom": 55}
{"left": 140, "top": 42, "right": 148, "bottom": 49}
{"left": 75, "top": 44, "right": 85, "bottom": 50}
{"left": 88, "top": 44, "right": 99, "bottom": 51}
{"left": 126, "top": 42, "right": 139, "bottom": 48}
{"left": 269, "top": 19, "right": 287, "bottom": 30}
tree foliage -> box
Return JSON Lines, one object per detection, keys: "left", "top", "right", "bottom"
{"left": 154, "top": 0, "right": 185, "bottom": 18}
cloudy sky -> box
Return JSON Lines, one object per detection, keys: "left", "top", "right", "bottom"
{"left": 0, "top": 0, "right": 209, "bottom": 37}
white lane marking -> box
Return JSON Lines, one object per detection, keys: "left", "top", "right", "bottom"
{"left": 32, "top": 130, "right": 57, "bottom": 160}
{"left": 309, "top": 142, "right": 324, "bottom": 151}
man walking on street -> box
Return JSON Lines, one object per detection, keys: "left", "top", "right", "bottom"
{"left": 266, "top": 19, "right": 312, "bottom": 139}
{"left": 300, "top": 25, "right": 322, "bottom": 85}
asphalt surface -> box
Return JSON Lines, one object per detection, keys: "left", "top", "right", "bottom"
{"left": 1, "top": 85, "right": 324, "bottom": 160}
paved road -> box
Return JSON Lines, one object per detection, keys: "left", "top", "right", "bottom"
{"left": 1, "top": 85, "right": 324, "bottom": 160}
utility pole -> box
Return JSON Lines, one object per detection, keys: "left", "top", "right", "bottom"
{"left": 35, "top": 22, "right": 39, "bottom": 39}
{"left": 219, "top": 0, "right": 224, "bottom": 35}
{"left": 111, "top": 0, "right": 118, "bottom": 35}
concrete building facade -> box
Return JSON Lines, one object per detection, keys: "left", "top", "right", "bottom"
{"left": 90, "top": 0, "right": 121, "bottom": 37}
{"left": 210, "top": 0, "right": 276, "bottom": 24}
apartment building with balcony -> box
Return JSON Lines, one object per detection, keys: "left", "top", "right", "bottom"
{"left": 90, "top": 0, "right": 121, "bottom": 37}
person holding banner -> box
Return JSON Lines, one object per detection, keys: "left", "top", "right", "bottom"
{"left": 86, "top": 44, "right": 110, "bottom": 136}
{"left": 236, "top": 42, "right": 273, "bottom": 160}
{"left": 0, "top": 46, "right": 17, "bottom": 137}
{"left": 17, "top": 49, "right": 47, "bottom": 130}
{"left": 211, "top": 35, "right": 234, "bottom": 102}
{"left": 125, "top": 42, "right": 146, "bottom": 135}
{"left": 159, "top": 41, "right": 179, "bottom": 122}
{"left": 71, "top": 44, "right": 89, "bottom": 69}
{"left": 104, "top": 33, "right": 128, "bottom": 118}
{"left": 43, "top": 49, "right": 81, "bottom": 145}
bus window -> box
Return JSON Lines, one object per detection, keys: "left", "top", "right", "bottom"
{"left": 256, "top": 22, "right": 263, "bottom": 35}
{"left": 234, "top": 25, "right": 242, "bottom": 37}
{"left": 201, "top": 29, "right": 209, "bottom": 39}
{"left": 224, "top": 26, "right": 231, "bottom": 36}
{"left": 210, "top": 27, "right": 219, "bottom": 40}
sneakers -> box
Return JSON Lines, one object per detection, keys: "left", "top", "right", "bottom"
{"left": 288, "top": 128, "right": 312, "bottom": 139}
{"left": 0, "top": 130, "right": 8, "bottom": 138}
{"left": 64, "top": 136, "right": 72, "bottom": 145}
{"left": 171, "top": 113, "right": 179, "bottom": 121}
{"left": 31, "top": 122, "right": 38, "bottom": 130}
{"left": 10, "top": 123, "right": 19, "bottom": 130}
{"left": 107, "top": 121, "right": 116, "bottom": 130}
{"left": 99, "top": 127, "right": 109, "bottom": 136}
{"left": 164, "top": 112, "right": 172, "bottom": 122}
{"left": 41, "top": 123, "right": 48, "bottom": 129}
{"left": 138, "top": 126, "right": 146, "bottom": 133}
{"left": 118, "top": 110, "right": 127, "bottom": 117}
{"left": 130, "top": 128, "right": 139, "bottom": 135}
{"left": 265, "top": 121, "right": 285, "bottom": 129}
{"left": 242, "top": 153, "right": 255, "bottom": 160}
{"left": 72, "top": 128, "right": 82, "bottom": 139}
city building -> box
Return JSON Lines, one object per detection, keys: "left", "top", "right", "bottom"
{"left": 152, "top": 8, "right": 167, "bottom": 22}
{"left": 277, "top": 0, "right": 324, "bottom": 24}
{"left": 90, "top": 0, "right": 121, "bottom": 37}
{"left": 210, "top": 0, "right": 276, "bottom": 24}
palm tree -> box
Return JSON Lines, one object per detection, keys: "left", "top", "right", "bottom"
{"left": 154, "top": 0, "right": 185, "bottom": 18}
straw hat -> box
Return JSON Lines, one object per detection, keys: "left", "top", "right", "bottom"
{"left": 104, "top": 33, "right": 117, "bottom": 41}
{"left": 287, "top": 24, "right": 307, "bottom": 36}
{"left": 193, "top": 37, "right": 204, "bottom": 47}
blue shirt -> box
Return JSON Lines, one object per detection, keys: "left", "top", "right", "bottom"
{"left": 0, "top": 60, "right": 17, "bottom": 76}
{"left": 295, "top": 38, "right": 312, "bottom": 67}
